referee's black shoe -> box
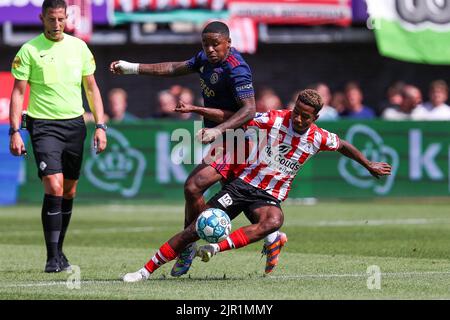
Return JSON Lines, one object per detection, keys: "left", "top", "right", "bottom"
{"left": 44, "top": 256, "right": 62, "bottom": 273}
{"left": 59, "top": 252, "right": 72, "bottom": 271}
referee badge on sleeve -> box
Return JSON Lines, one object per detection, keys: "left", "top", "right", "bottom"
{"left": 12, "top": 56, "right": 21, "bottom": 69}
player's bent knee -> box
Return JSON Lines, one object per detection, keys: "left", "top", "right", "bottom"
{"left": 185, "top": 168, "right": 219, "bottom": 197}
{"left": 184, "top": 181, "right": 197, "bottom": 197}
{"left": 184, "top": 178, "right": 203, "bottom": 197}
{"left": 261, "top": 216, "right": 284, "bottom": 234}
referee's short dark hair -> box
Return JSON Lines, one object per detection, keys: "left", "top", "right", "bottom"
{"left": 202, "top": 21, "right": 230, "bottom": 38}
{"left": 42, "top": 0, "right": 67, "bottom": 14}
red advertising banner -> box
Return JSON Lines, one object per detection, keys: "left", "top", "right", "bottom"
{"left": 228, "top": 0, "right": 352, "bottom": 26}
{"left": 113, "top": 0, "right": 227, "bottom": 11}
{"left": 0, "top": 72, "right": 30, "bottom": 124}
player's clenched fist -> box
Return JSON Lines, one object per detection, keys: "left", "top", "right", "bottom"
{"left": 175, "top": 100, "right": 195, "bottom": 113}
{"left": 196, "top": 128, "right": 222, "bottom": 144}
{"left": 110, "top": 60, "right": 140, "bottom": 75}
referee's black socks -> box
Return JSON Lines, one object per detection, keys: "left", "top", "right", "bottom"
{"left": 58, "top": 198, "right": 73, "bottom": 253}
{"left": 41, "top": 194, "right": 63, "bottom": 260}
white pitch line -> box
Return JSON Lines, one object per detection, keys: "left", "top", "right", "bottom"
{"left": 2, "top": 217, "right": 450, "bottom": 237}
{"left": 106, "top": 205, "right": 183, "bottom": 213}
{"left": 287, "top": 218, "right": 450, "bottom": 227}
{"left": 70, "top": 226, "right": 169, "bottom": 234}
{"left": 0, "top": 226, "right": 173, "bottom": 236}
{"left": 2, "top": 271, "right": 450, "bottom": 288}
{"left": 270, "top": 271, "right": 450, "bottom": 279}
{"left": 0, "top": 280, "right": 123, "bottom": 288}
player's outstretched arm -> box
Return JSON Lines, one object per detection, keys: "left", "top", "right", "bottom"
{"left": 175, "top": 100, "right": 234, "bottom": 123}
{"left": 199, "top": 97, "right": 255, "bottom": 144}
{"left": 337, "top": 139, "right": 392, "bottom": 179}
{"left": 110, "top": 60, "right": 194, "bottom": 77}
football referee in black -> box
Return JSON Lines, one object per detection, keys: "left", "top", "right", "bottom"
{"left": 9, "top": 0, "right": 107, "bottom": 272}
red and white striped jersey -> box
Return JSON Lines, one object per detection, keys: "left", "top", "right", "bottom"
{"left": 239, "top": 109, "right": 340, "bottom": 201}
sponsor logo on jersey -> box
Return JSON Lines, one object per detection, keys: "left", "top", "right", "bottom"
{"left": 236, "top": 83, "right": 253, "bottom": 92}
{"left": 263, "top": 144, "right": 301, "bottom": 174}
{"left": 200, "top": 78, "right": 216, "bottom": 97}
{"left": 278, "top": 144, "right": 291, "bottom": 155}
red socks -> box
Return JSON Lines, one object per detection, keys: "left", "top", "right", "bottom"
{"left": 218, "top": 228, "right": 250, "bottom": 252}
{"left": 145, "top": 242, "right": 178, "bottom": 273}
{"left": 144, "top": 229, "right": 250, "bottom": 274}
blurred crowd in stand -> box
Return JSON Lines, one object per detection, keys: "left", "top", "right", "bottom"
{"left": 84, "top": 79, "right": 450, "bottom": 123}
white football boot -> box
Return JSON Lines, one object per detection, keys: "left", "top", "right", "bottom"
{"left": 122, "top": 267, "right": 150, "bottom": 283}
{"left": 196, "top": 244, "right": 219, "bottom": 262}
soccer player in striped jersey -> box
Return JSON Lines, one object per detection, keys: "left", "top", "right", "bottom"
{"left": 110, "top": 21, "right": 283, "bottom": 277}
{"left": 122, "top": 89, "right": 392, "bottom": 282}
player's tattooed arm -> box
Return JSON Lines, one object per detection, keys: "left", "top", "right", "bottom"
{"left": 338, "top": 140, "right": 392, "bottom": 179}
{"left": 175, "top": 100, "right": 234, "bottom": 123}
{"left": 214, "top": 97, "right": 255, "bottom": 132}
{"left": 197, "top": 97, "right": 255, "bottom": 144}
{"left": 110, "top": 60, "right": 193, "bottom": 76}
{"left": 138, "top": 61, "right": 194, "bottom": 77}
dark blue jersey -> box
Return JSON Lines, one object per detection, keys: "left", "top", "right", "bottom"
{"left": 186, "top": 47, "right": 255, "bottom": 128}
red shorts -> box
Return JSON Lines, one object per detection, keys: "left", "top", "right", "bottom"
{"left": 208, "top": 137, "right": 252, "bottom": 182}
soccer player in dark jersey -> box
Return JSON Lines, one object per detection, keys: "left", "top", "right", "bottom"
{"left": 110, "top": 21, "right": 284, "bottom": 276}
{"left": 121, "top": 89, "right": 392, "bottom": 282}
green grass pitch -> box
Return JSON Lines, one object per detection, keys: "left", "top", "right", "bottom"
{"left": 1, "top": 201, "right": 450, "bottom": 300}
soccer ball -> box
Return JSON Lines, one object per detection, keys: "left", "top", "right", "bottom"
{"left": 195, "top": 208, "right": 232, "bottom": 243}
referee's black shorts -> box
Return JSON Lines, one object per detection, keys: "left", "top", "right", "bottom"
{"left": 27, "top": 115, "right": 87, "bottom": 180}
{"left": 208, "top": 178, "right": 282, "bottom": 221}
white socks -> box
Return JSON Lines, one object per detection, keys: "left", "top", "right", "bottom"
{"left": 264, "top": 231, "right": 279, "bottom": 245}
{"left": 210, "top": 243, "right": 220, "bottom": 254}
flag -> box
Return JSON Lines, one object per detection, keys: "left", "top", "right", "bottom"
{"left": 228, "top": 17, "right": 258, "bottom": 54}
{"left": 228, "top": 0, "right": 352, "bottom": 26}
{"left": 66, "top": 0, "right": 93, "bottom": 42}
{"left": 367, "top": 0, "right": 450, "bottom": 65}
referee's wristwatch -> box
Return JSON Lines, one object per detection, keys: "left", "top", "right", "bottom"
{"left": 95, "top": 123, "right": 108, "bottom": 132}
{"left": 8, "top": 128, "right": 20, "bottom": 136}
